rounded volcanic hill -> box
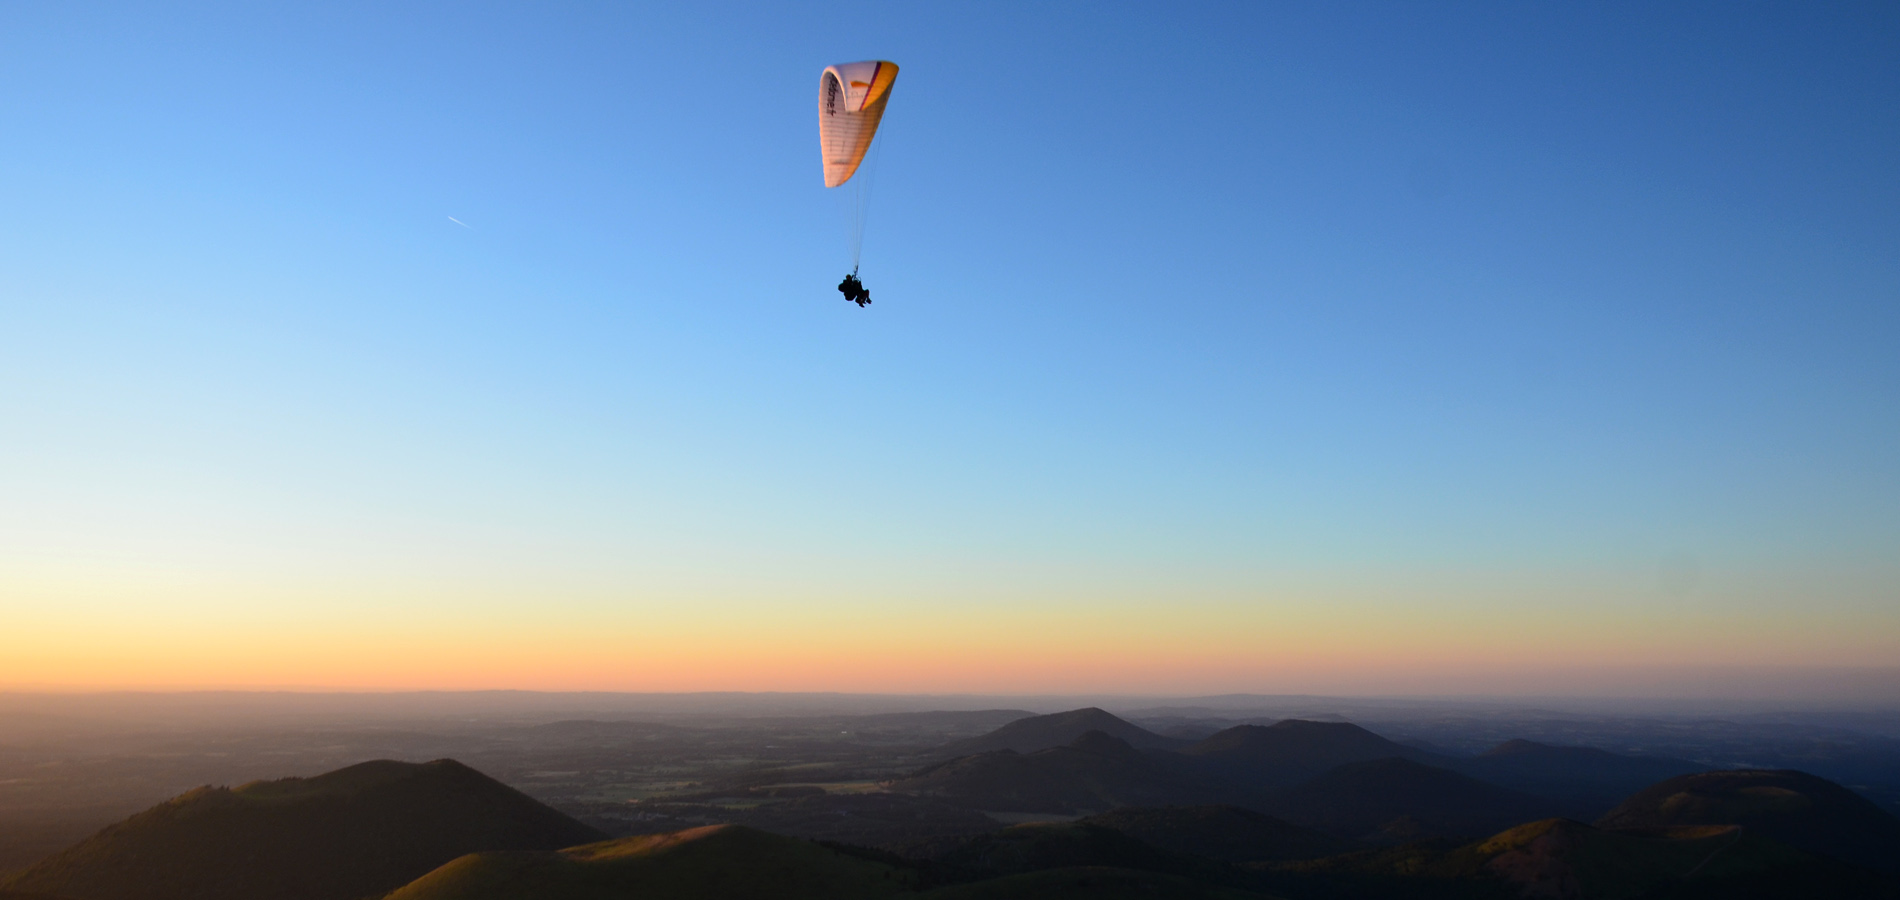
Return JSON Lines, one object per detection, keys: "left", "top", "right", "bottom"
{"left": 1596, "top": 769, "right": 1900, "bottom": 872}
{"left": 1, "top": 759, "right": 605, "bottom": 900}
{"left": 385, "top": 824, "right": 916, "bottom": 900}
{"left": 929, "top": 708, "right": 1184, "bottom": 758}
{"left": 1181, "top": 720, "right": 1444, "bottom": 789}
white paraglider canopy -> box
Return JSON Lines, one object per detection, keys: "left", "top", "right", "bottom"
{"left": 819, "top": 60, "right": 898, "bottom": 188}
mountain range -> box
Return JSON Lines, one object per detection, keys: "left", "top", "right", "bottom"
{"left": 898, "top": 716, "right": 1564, "bottom": 839}
{"left": 901, "top": 710, "right": 1718, "bottom": 832}
{"left": 8, "top": 708, "right": 1900, "bottom": 899}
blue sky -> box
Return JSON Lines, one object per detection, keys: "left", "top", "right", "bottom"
{"left": 2, "top": 2, "right": 1896, "bottom": 692}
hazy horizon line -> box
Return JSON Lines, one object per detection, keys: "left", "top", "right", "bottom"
{"left": 6, "top": 668, "right": 1900, "bottom": 717}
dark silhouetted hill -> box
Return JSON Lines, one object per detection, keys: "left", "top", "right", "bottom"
{"left": 1, "top": 759, "right": 605, "bottom": 900}
{"left": 1267, "top": 757, "right": 1557, "bottom": 840}
{"left": 1597, "top": 769, "right": 1900, "bottom": 872}
{"left": 1182, "top": 720, "right": 1446, "bottom": 789}
{"left": 385, "top": 824, "right": 915, "bottom": 900}
{"left": 1262, "top": 817, "right": 1894, "bottom": 900}
{"left": 1450, "top": 740, "right": 1701, "bottom": 819}
{"left": 892, "top": 731, "right": 1223, "bottom": 813}
{"left": 1080, "top": 806, "right": 1351, "bottom": 862}
{"left": 931, "top": 708, "right": 1186, "bottom": 758}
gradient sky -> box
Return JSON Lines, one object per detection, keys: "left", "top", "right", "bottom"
{"left": 2, "top": 2, "right": 1897, "bottom": 696}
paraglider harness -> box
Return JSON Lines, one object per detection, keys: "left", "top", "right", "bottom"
{"left": 838, "top": 268, "right": 870, "bottom": 307}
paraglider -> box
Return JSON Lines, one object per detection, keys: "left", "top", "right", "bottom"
{"left": 819, "top": 60, "right": 897, "bottom": 307}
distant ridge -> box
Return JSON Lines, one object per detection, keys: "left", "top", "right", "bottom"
{"left": 1598, "top": 768, "right": 1900, "bottom": 872}
{"left": 930, "top": 708, "right": 1186, "bottom": 758}
{"left": 2, "top": 759, "right": 604, "bottom": 900}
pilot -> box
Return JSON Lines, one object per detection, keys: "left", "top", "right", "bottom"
{"left": 837, "top": 272, "right": 870, "bottom": 307}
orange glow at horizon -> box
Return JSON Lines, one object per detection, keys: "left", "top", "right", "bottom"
{"left": 7, "top": 560, "right": 1897, "bottom": 697}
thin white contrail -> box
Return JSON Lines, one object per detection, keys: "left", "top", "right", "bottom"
{"left": 447, "top": 216, "right": 471, "bottom": 229}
